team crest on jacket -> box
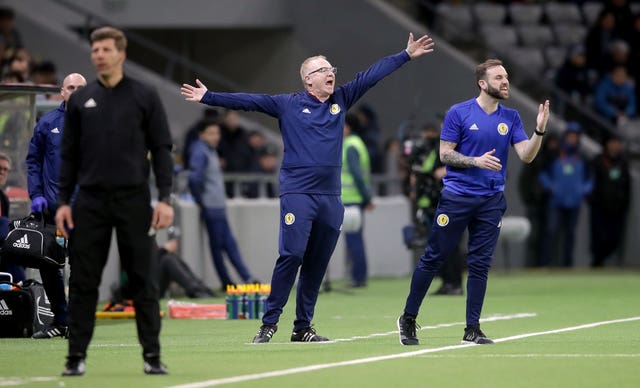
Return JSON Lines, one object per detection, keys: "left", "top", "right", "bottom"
{"left": 330, "top": 104, "right": 341, "bottom": 115}
{"left": 497, "top": 123, "right": 509, "bottom": 135}
{"left": 284, "top": 212, "right": 296, "bottom": 225}
{"left": 436, "top": 214, "right": 449, "bottom": 227}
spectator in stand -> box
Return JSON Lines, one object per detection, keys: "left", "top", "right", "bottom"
{"left": 257, "top": 144, "right": 279, "bottom": 198}
{"left": 554, "top": 44, "right": 597, "bottom": 116}
{"left": 4, "top": 47, "right": 31, "bottom": 82}
{"left": 31, "top": 61, "right": 58, "bottom": 86}
{"left": 181, "top": 108, "right": 219, "bottom": 170}
{"left": 603, "top": 39, "right": 631, "bottom": 74}
{"left": 629, "top": 14, "right": 640, "bottom": 114}
{"left": 355, "top": 104, "right": 383, "bottom": 174}
{"left": 594, "top": 65, "right": 636, "bottom": 126}
{"left": 31, "top": 61, "right": 61, "bottom": 102}
{"left": 585, "top": 10, "right": 620, "bottom": 77}
{"left": 518, "top": 132, "right": 560, "bottom": 267}
{"left": 0, "top": 7, "right": 23, "bottom": 67}
{"left": 589, "top": 135, "right": 631, "bottom": 268}
{"left": 602, "top": 0, "right": 634, "bottom": 40}
{"left": 218, "top": 109, "right": 253, "bottom": 197}
{"left": 245, "top": 137, "right": 280, "bottom": 199}
{"left": 539, "top": 122, "right": 593, "bottom": 267}
{"left": 0, "top": 69, "right": 23, "bottom": 83}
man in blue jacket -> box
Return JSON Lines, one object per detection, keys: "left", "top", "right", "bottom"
{"left": 538, "top": 122, "right": 593, "bottom": 267}
{"left": 182, "top": 33, "right": 435, "bottom": 343}
{"left": 25, "top": 72, "right": 86, "bottom": 339}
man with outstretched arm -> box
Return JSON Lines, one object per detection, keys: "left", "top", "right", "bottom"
{"left": 182, "top": 33, "right": 435, "bottom": 343}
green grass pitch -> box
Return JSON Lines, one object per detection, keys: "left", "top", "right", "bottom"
{"left": 1, "top": 270, "right": 638, "bottom": 387}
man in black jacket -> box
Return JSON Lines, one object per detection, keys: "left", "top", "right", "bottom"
{"left": 55, "top": 26, "right": 174, "bottom": 377}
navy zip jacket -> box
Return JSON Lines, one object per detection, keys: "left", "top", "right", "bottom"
{"left": 200, "top": 50, "right": 411, "bottom": 196}
{"left": 26, "top": 102, "right": 65, "bottom": 212}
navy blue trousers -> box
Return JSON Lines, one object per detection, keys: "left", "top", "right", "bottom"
{"left": 201, "top": 207, "right": 253, "bottom": 285}
{"left": 404, "top": 190, "right": 506, "bottom": 326}
{"left": 262, "top": 193, "right": 343, "bottom": 331}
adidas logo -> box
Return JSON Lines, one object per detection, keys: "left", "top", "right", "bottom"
{"left": 0, "top": 299, "right": 13, "bottom": 316}
{"left": 84, "top": 98, "right": 97, "bottom": 108}
{"left": 469, "top": 123, "right": 479, "bottom": 130}
{"left": 302, "top": 108, "right": 311, "bottom": 114}
{"left": 12, "top": 234, "right": 30, "bottom": 249}
{"left": 36, "top": 296, "right": 54, "bottom": 325}
{"left": 51, "top": 127, "right": 60, "bottom": 134}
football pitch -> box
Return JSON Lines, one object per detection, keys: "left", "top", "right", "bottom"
{"left": 1, "top": 270, "right": 638, "bottom": 387}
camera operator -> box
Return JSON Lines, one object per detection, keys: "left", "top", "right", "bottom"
{"left": 403, "top": 122, "right": 463, "bottom": 295}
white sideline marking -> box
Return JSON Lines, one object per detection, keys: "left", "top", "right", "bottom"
{"left": 416, "top": 354, "right": 640, "bottom": 359}
{"left": 0, "top": 377, "right": 57, "bottom": 386}
{"left": 168, "top": 316, "right": 640, "bottom": 388}
{"left": 332, "top": 312, "right": 536, "bottom": 342}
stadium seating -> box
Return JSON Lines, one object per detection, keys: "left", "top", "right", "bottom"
{"left": 581, "top": 1, "right": 604, "bottom": 26}
{"left": 508, "top": 3, "right": 544, "bottom": 25}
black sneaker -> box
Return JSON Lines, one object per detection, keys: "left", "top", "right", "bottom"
{"left": 61, "top": 355, "right": 85, "bottom": 376}
{"left": 143, "top": 355, "right": 168, "bottom": 375}
{"left": 252, "top": 324, "right": 277, "bottom": 343}
{"left": 32, "top": 324, "right": 68, "bottom": 339}
{"left": 397, "top": 315, "right": 420, "bottom": 345}
{"left": 290, "top": 326, "right": 329, "bottom": 342}
{"left": 462, "top": 326, "right": 494, "bottom": 344}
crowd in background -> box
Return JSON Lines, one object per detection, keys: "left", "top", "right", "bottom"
{"left": 553, "top": 0, "right": 640, "bottom": 135}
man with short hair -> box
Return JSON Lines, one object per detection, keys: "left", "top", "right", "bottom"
{"left": 397, "top": 59, "right": 550, "bottom": 346}
{"left": 26, "top": 72, "right": 86, "bottom": 339}
{"left": 183, "top": 33, "right": 435, "bottom": 344}
{"left": 56, "top": 26, "right": 174, "bottom": 376}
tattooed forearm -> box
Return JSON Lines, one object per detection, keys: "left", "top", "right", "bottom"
{"left": 441, "top": 149, "right": 477, "bottom": 168}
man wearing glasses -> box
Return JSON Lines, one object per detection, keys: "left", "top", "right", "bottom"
{"left": 182, "top": 33, "right": 435, "bottom": 343}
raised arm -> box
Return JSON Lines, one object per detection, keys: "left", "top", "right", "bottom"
{"left": 513, "top": 100, "right": 551, "bottom": 163}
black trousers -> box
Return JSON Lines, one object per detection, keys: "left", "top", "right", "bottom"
{"left": 67, "top": 186, "right": 161, "bottom": 358}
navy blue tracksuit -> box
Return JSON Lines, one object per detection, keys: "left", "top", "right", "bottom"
{"left": 199, "top": 51, "right": 412, "bottom": 331}
{"left": 404, "top": 98, "right": 528, "bottom": 326}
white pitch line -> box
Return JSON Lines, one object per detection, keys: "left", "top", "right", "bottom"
{"left": 331, "top": 312, "right": 536, "bottom": 342}
{"left": 415, "top": 354, "right": 640, "bottom": 358}
{"left": 168, "top": 315, "right": 640, "bottom": 388}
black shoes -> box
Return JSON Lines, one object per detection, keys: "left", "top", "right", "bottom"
{"left": 143, "top": 355, "right": 168, "bottom": 375}
{"left": 61, "top": 354, "right": 85, "bottom": 376}
{"left": 62, "top": 353, "right": 168, "bottom": 375}
{"left": 290, "top": 326, "right": 329, "bottom": 342}
{"left": 462, "top": 326, "right": 494, "bottom": 344}
{"left": 433, "top": 283, "right": 463, "bottom": 296}
{"left": 252, "top": 324, "right": 329, "bottom": 343}
{"left": 252, "top": 324, "right": 278, "bottom": 343}
{"left": 32, "top": 324, "right": 68, "bottom": 339}
{"left": 397, "top": 315, "right": 420, "bottom": 345}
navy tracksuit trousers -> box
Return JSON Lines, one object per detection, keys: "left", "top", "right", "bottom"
{"left": 404, "top": 190, "right": 506, "bottom": 326}
{"left": 262, "top": 193, "right": 343, "bottom": 332}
